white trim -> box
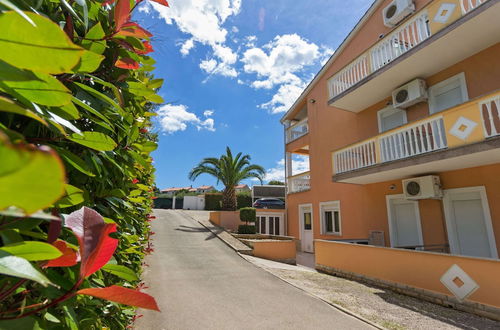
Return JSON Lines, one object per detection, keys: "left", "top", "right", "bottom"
{"left": 428, "top": 72, "right": 469, "bottom": 114}
{"left": 386, "top": 194, "right": 424, "bottom": 248}
{"left": 256, "top": 212, "right": 285, "bottom": 236}
{"left": 298, "top": 203, "right": 314, "bottom": 252}
{"left": 319, "top": 201, "right": 342, "bottom": 236}
{"left": 442, "top": 186, "right": 498, "bottom": 259}
{"left": 377, "top": 105, "right": 408, "bottom": 133}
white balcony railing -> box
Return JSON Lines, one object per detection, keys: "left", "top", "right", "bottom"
{"left": 334, "top": 140, "right": 377, "bottom": 174}
{"left": 460, "top": 0, "right": 487, "bottom": 14}
{"left": 380, "top": 117, "right": 447, "bottom": 163}
{"left": 328, "top": 55, "right": 370, "bottom": 97}
{"left": 480, "top": 94, "right": 500, "bottom": 138}
{"left": 286, "top": 118, "right": 308, "bottom": 143}
{"left": 370, "top": 11, "right": 431, "bottom": 71}
{"left": 288, "top": 172, "right": 310, "bottom": 193}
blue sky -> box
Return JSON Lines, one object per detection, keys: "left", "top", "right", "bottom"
{"left": 134, "top": 0, "right": 373, "bottom": 190}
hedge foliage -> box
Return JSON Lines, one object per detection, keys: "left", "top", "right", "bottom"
{"left": 0, "top": 0, "right": 167, "bottom": 328}
{"left": 239, "top": 207, "right": 256, "bottom": 223}
{"left": 205, "top": 193, "right": 222, "bottom": 211}
{"left": 238, "top": 225, "right": 256, "bottom": 234}
{"left": 236, "top": 193, "right": 252, "bottom": 209}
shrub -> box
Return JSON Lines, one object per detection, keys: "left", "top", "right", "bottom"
{"left": 237, "top": 192, "right": 253, "bottom": 209}
{"left": 0, "top": 0, "right": 167, "bottom": 327}
{"left": 240, "top": 207, "right": 256, "bottom": 223}
{"left": 154, "top": 197, "right": 173, "bottom": 209}
{"left": 205, "top": 193, "right": 222, "bottom": 210}
{"left": 238, "top": 225, "right": 256, "bottom": 234}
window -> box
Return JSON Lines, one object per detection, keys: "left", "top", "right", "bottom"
{"left": 429, "top": 73, "right": 468, "bottom": 114}
{"left": 256, "top": 216, "right": 261, "bottom": 233}
{"left": 377, "top": 106, "right": 407, "bottom": 133}
{"left": 260, "top": 217, "right": 266, "bottom": 234}
{"left": 269, "top": 217, "right": 274, "bottom": 235}
{"left": 303, "top": 212, "right": 312, "bottom": 230}
{"left": 320, "top": 201, "right": 341, "bottom": 235}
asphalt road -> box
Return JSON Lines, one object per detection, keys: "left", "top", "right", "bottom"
{"left": 134, "top": 209, "right": 373, "bottom": 330}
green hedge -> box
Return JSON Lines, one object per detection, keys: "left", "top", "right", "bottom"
{"left": 237, "top": 193, "right": 253, "bottom": 209}
{"left": 0, "top": 0, "right": 166, "bottom": 328}
{"left": 238, "top": 225, "right": 256, "bottom": 234}
{"left": 205, "top": 193, "right": 222, "bottom": 210}
{"left": 240, "top": 207, "right": 256, "bottom": 223}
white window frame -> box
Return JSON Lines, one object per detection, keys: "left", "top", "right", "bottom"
{"left": 428, "top": 72, "right": 469, "bottom": 114}
{"left": 377, "top": 105, "right": 408, "bottom": 133}
{"left": 442, "top": 186, "right": 498, "bottom": 259}
{"left": 319, "top": 201, "right": 341, "bottom": 235}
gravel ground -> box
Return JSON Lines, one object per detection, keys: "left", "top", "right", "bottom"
{"left": 242, "top": 255, "right": 500, "bottom": 330}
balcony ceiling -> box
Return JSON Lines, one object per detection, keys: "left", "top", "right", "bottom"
{"left": 334, "top": 138, "right": 500, "bottom": 184}
{"left": 329, "top": 2, "right": 500, "bottom": 112}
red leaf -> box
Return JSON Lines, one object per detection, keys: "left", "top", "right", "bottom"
{"left": 115, "top": 58, "right": 140, "bottom": 70}
{"left": 65, "top": 207, "right": 119, "bottom": 277}
{"left": 77, "top": 286, "right": 160, "bottom": 311}
{"left": 135, "top": 41, "right": 153, "bottom": 55}
{"left": 150, "top": 0, "right": 168, "bottom": 6}
{"left": 114, "top": 0, "right": 131, "bottom": 30}
{"left": 117, "top": 22, "right": 152, "bottom": 39}
{"left": 44, "top": 240, "right": 78, "bottom": 268}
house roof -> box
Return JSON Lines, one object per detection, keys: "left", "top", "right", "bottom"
{"left": 280, "top": 0, "right": 384, "bottom": 123}
{"left": 235, "top": 184, "right": 249, "bottom": 189}
{"left": 161, "top": 187, "right": 191, "bottom": 192}
{"left": 198, "top": 185, "right": 213, "bottom": 190}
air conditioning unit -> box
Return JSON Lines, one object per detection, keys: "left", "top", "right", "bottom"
{"left": 383, "top": 0, "right": 415, "bottom": 28}
{"left": 402, "top": 175, "right": 443, "bottom": 200}
{"left": 392, "top": 78, "right": 427, "bottom": 108}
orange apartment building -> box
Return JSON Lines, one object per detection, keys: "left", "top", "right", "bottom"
{"left": 281, "top": 0, "right": 500, "bottom": 317}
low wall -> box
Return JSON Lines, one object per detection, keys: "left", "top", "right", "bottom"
{"left": 315, "top": 240, "right": 500, "bottom": 320}
{"left": 242, "top": 239, "right": 296, "bottom": 265}
{"left": 209, "top": 211, "right": 247, "bottom": 232}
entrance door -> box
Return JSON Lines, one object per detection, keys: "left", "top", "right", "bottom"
{"left": 443, "top": 187, "right": 498, "bottom": 258}
{"left": 387, "top": 195, "right": 423, "bottom": 248}
{"left": 256, "top": 214, "right": 284, "bottom": 236}
{"left": 299, "top": 204, "right": 314, "bottom": 252}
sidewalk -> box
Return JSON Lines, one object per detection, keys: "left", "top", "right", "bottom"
{"left": 241, "top": 255, "right": 500, "bottom": 330}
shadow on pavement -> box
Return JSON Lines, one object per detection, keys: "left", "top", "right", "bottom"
{"left": 175, "top": 225, "right": 220, "bottom": 241}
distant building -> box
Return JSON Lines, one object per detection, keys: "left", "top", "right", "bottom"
{"left": 234, "top": 184, "right": 251, "bottom": 194}
{"left": 160, "top": 187, "right": 191, "bottom": 197}
{"left": 196, "top": 185, "right": 215, "bottom": 194}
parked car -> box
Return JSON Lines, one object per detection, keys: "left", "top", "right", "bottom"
{"left": 253, "top": 198, "right": 285, "bottom": 209}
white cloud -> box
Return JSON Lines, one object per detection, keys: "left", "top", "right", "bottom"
{"left": 257, "top": 156, "right": 310, "bottom": 182}
{"left": 147, "top": 0, "right": 241, "bottom": 76}
{"left": 157, "top": 104, "right": 216, "bottom": 134}
{"left": 241, "top": 34, "right": 331, "bottom": 113}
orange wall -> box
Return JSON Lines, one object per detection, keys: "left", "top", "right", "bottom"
{"left": 252, "top": 240, "right": 296, "bottom": 262}
{"left": 316, "top": 240, "right": 500, "bottom": 309}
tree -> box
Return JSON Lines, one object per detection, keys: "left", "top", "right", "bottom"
{"left": 189, "top": 147, "right": 265, "bottom": 210}
{"left": 268, "top": 180, "right": 285, "bottom": 185}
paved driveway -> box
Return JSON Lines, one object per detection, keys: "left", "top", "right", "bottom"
{"left": 134, "top": 209, "right": 373, "bottom": 330}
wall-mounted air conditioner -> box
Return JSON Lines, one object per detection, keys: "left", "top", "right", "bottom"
{"left": 402, "top": 175, "right": 442, "bottom": 200}
{"left": 392, "top": 78, "right": 427, "bottom": 108}
{"left": 383, "top": 0, "right": 415, "bottom": 28}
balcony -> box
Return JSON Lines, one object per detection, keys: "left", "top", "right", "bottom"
{"left": 332, "top": 90, "right": 500, "bottom": 184}
{"left": 286, "top": 118, "right": 309, "bottom": 144}
{"left": 288, "top": 172, "right": 310, "bottom": 194}
{"left": 328, "top": 0, "right": 499, "bottom": 112}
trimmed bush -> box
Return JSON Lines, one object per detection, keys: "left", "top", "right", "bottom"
{"left": 240, "top": 207, "right": 256, "bottom": 223}
{"left": 154, "top": 197, "right": 173, "bottom": 209}
{"left": 237, "top": 193, "right": 253, "bottom": 209}
{"left": 238, "top": 225, "right": 256, "bottom": 234}
{"left": 205, "top": 193, "right": 222, "bottom": 210}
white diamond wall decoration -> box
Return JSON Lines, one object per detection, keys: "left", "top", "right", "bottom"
{"left": 433, "top": 3, "right": 457, "bottom": 23}
{"left": 449, "top": 116, "right": 477, "bottom": 140}
{"left": 440, "top": 264, "right": 479, "bottom": 301}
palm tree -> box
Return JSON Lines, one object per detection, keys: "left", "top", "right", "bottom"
{"left": 189, "top": 147, "right": 265, "bottom": 210}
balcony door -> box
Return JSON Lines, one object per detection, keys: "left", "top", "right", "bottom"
{"left": 299, "top": 204, "right": 314, "bottom": 253}
{"left": 386, "top": 195, "right": 423, "bottom": 248}
{"left": 443, "top": 187, "right": 498, "bottom": 259}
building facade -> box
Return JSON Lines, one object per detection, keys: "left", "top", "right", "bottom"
{"left": 282, "top": 0, "right": 500, "bottom": 259}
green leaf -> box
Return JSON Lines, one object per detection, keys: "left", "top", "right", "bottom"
{"left": 67, "top": 131, "right": 117, "bottom": 151}
{"left": 0, "top": 96, "right": 47, "bottom": 125}
{"left": 0, "top": 134, "right": 66, "bottom": 214}
{"left": 0, "top": 0, "right": 35, "bottom": 26}
{"left": 0, "top": 316, "right": 37, "bottom": 330}
{"left": 101, "top": 264, "right": 139, "bottom": 281}
{"left": 0, "top": 241, "right": 62, "bottom": 261}
{"left": 44, "top": 312, "right": 61, "bottom": 324}
{"left": 56, "top": 148, "right": 95, "bottom": 177}
{"left": 0, "top": 250, "right": 53, "bottom": 286}
{"left": 0, "top": 11, "right": 83, "bottom": 74}
{"left": 72, "top": 50, "right": 104, "bottom": 73}
{"left": 82, "top": 22, "right": 106, "bottom": 54}
{"left": 0, "top": 60, "right": 39, "bottom": 81}
{"left": 72, "top": 96, "right": 113, "bottom": 125}
{"left": 146, "top": 93, "right": 164, "bottom": 104}
{"left": 1, "top": 71, "right": 72, "bottom": 106}
{"left": 54, "top": 184, "right": 84, "bottom": 208}
{"left": 50, "top": 102, "right": 80, "bottom": 120}
{"left": 141, "top": 141, "right": 158, "bottom": 152}
{"left": 74, "top": 82, "right": 124, "bottom": 115}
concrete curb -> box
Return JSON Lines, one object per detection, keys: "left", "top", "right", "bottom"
{"left": 239, "top": 253, "right": 385, "bottom": 330}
